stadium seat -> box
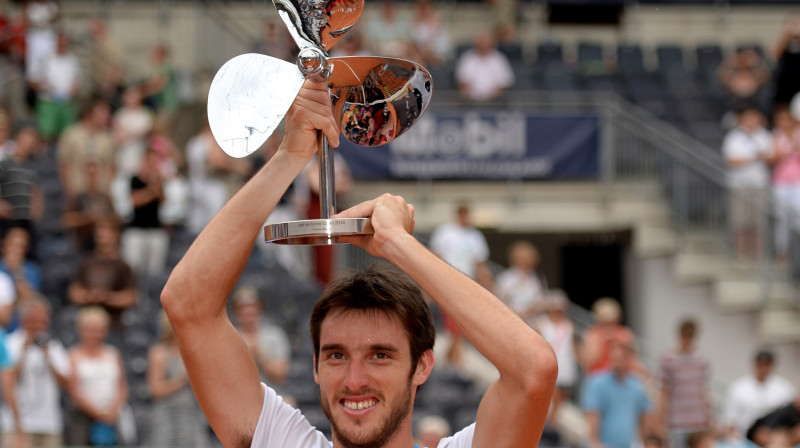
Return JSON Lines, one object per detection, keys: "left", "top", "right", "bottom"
{"left": 535, "top": 41, "right": 564, "bottom": 69}
{"left": 656, "top": 45, "right": 685, "bottom": 73}
{"left": 498, "top": 42, "right": 524, "bottom": 65}
{"left": 617, "top": 44, "right": 646, "bottom": 75}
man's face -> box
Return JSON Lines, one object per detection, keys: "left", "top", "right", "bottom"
{"left": 234, "top": 303, "right": 261, "bottom": 331}
{"left": 23, "top": 305, "right": 50, "bottom": 335}
{"left": 755, "top": 359, "right": 774, "bottom": 381}
{"left": 314, "top": 310, "right": 433, "bottom": 448}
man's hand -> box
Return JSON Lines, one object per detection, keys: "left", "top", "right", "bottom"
{"left": 279, "top": 79, "right": 340, "bottom": 160}
{"left": 334, "top": 194, "right": 415, "bottom": 259}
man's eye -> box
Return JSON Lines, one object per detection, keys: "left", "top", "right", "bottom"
{"left": 331, "top": 352, "right": 345, "bottom": 360}
{"left": 374, "top": 353, "right": 388, "bottom": 360}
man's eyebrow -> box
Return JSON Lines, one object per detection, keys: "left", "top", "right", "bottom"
{"left": 321, "top": 343, "right": 345, "bottom": 352}
{"left": 369, "top": 344, "right": 400, "bottom": 352}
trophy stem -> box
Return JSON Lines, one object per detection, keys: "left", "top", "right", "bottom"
{"left": 317, "top": 131, "right": 336, "bottom": 219}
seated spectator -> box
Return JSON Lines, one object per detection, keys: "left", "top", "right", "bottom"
{"left": 581, "top": 297, "right": 635, "bottom": 377}
{"left": 583, "top": 337, "right": 652, "bottom": 448}
{"left": 34, "top": 33, "right": 80, "bottom": 141}
{"left": 366, "top": 1, "right": 412, "bottom": 58}
{"left": 58, "top": 98, "right": 114, "bottom": 200}
{"left": 147, "top": 310, "right": 209, "bottom": 447}
{"left": 495, "top": 241, "right": 545, "bottom": 320}
{"left": 718, "top": 47, "right": 769, "bottom": 112}
{"left": 455, "top": 31, "right": 514, "bottom": 102}
{"left": 231, "top": 286, "right": 290, "bottom": 388}
{"left": 723, "top": 107, "right": 773, "bottom": 260}
{"left": 767, "top": 106, "right": 800, "bottom": 262}
{"left": 61, "top": 160, "right": 116, "bottom": 254}
{"left": 68, "top": 218, "right": 137, "bottom": 326}
{"left": 0, "top": 297, "right": 70, "bottom": 448}
{"left": 726, "top": 350, "right": 795, "bottom": 439}
{"left": 121, "top": 148, "right": 168, "bottom": 277}
{"left": 65, "top": 306, "right": 128, "bottom": 447}
{"left": 0, "top": 123, "right": 43, "bottom": 239}
{"left": 410, "top": 0, "right": 450, "bottom": 66}
{"left": 533, "top": 290, "right": 578, "bottom": 426}
{"left": 415, "top": 415, "right": 451, "bottom": 448}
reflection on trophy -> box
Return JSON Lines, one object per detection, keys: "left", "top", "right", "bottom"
{"left": 206, "top": 0, "right": 434, "bottom": 245}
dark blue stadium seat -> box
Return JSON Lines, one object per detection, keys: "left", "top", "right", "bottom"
{"left": 617, "top": 44, "right": 646, "bottom": 75}
{"left": 536, "top": 41, "right": 564, "bottom": 69}
{"left": 696, "top": 43, "right": 723, "bottom": 76}
{"left": 578, "top": 42, "right": 604, "bottom": 65}
{"left": 498, "top": 42, "right": 524, "bottom": 65}
{"left": 656, "top": 45, "right": 685, "bottom": 73}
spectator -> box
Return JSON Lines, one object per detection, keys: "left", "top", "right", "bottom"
{"left": 659, "top": 318, "right": 712, "bottom": 448}
{"left": 0, "top": 227, "right": 41, "bottom": 304}
{"left": 0, "top": 110, "right": 14, "bottom": 158}
{"left": 87, "top": 17, "right": 123, "bottom": 101}
{"left": 410, "top": 0, "right": 450, "bottom": 66}
{"left": 23, "top": 0, "right": 60, "bottom": 104}
{"left": 773, "top": 16, "right": 800, "bottom": 108}
{"left": 121, "top": 148, "right": 168, "bottom": 277}
{"left": 0, "top": 124, "right": 43, "bottom": 237}
{"left": 113, "top": 84, "right": 153, "bottom": 177}
{"left": 149, "top": 120, "right": 189, "bottom": 228}
{"left": 415, "top": 415, "right": 451, "bottom": 448}
{"left": 61, "top": 160, "right": 116, "bottom": 254}
{"left": 581, "top": 297, "right": 635, "bottom": 376}
{"left": 0, "top": 297, "right": 70, "bottom": 448}
{"left": 34, "top": 32, "right": 79, "bottom": 141}
{"left": 495, "top": 240, "right": 545, "bottom": 319}
{"left": 429, "top": 201, "right": 493, "bottom": 289}
{"left": 57, "top": 98, "right": 114, "bottom": 200}
{"left": 68, "top": 218, "right": 137, "bottom": 326}
{"left": 722, "top": 106, "right": 772, "bottom": 260}
{"left": 253, "top": 20, "right": 294, "bottom": 62}
{"left": 687, "top": 430, "right": 715, "bottom": 448}
{"left": 455, "top": 31, "right": 514, "bottom": 102}
{"left": 147, "top": 310, "right": 209, "bottom": 447}
{"left": 366, "top": 1, "right": 412, "bottom": 59}
{"left": 533, "top": 290, "right": 578, "bottom": 426}
{"left": 64, "top": 306, "right": 128, "bottom": 447}
{"left": 767, "top": 106, "right": 800, "bottom": 262}
{"left": 231, "top": 286, "right": 290, "bottom": 388}
{"left": 726, "top": 350, "right": 796, "bottom": 438}
{"left": 583, "top": 337, "right": 652, "bottom": 448}
{"left": 718, "top": 47, "right": 769, "bottom": 112}
{"left": 143, "top": 44, "right": 179, "bottom": 122}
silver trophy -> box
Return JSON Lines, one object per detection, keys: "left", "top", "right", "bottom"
{"left": 207, "top": 0, "right": 434, "bottom": 245}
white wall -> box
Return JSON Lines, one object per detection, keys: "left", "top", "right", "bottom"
{"left": 625, "top": 254, "right": 800, "bottom": 405}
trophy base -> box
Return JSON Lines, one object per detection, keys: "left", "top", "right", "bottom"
{"left": 264, "top": 218, "right": 373, "bottom": 245}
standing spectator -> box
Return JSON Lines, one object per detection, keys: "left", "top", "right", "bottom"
{"left": 773, "top": 17, "right": 800, "bottom": 108}
{"left": 147, "top": 310, "right": 209, "bottom": 448}
{"left": 725, "top": 350, "right": 796, "bottom": 438}
{"left": 0, "top": 227, "right": 41, "bottom": 302}
{"left": 0, "top": 297, "right": 70, "bottom": 448}
{"left": 23, "top": 0, "right": 60, "bottom": 104}
{"left": 430, "top": 201, "right": 493, "bottom": 289}
{"left": 455, "top": 31, "right": 514, "bottom": 103}
{"left": 0, "top": 124, "right": 43, "bottom": 237}
{"left": 68, "top": 218, "right": 137, "bottom": 325}
{"left": 231, "top": 286, "right": 290, "bottom": 388}
{"left": 121, "top": 148, "right": 168, "bottom": 277}
{"left": 768, "top": 106, "right": 800, "bottom": 262}
{"left": 57, "top": 99, "right": 114, "bottom": 200}
{"left": 87, "top": 17, "right": 123, "bottom": 101}
{"left": 722, "top": 106, "right": 773, "bottom": 260}
{"left": 495, "top": 240, "right": 545, "bottom": 320}
{"left": 61, "top": 160, "right": 116, "bottom": 254}
{"left": 581, "top": 297, "right": 635, "bottom": 377}
{"left": 410, "top": 0, "right": 450, "bottom": 66}
{"left": 534, "top": 290, "right": 578, "bottom": 426}
{"left": 64, "top": 306, "right": 128, "bottom": 447}
{"left": 659, "top": 318, "right": 712, "bottom": 448}
{"left": 583, "top": 337, "right": 652, "bottom": 448}
{"left": 34, "top": 33, "right": 79, "bottom": 141}
{"left": 143, "top": 45, "right": 179, "bottom": 122}
{"left": 718, "top": 47, "right": 770, "bottom": 113}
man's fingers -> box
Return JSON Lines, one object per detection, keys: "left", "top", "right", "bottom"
{"left": 293, "top": 89, "right": 340, "bottom": 147}
{"left": 333, "top": 199, "right": 375, "bottom": 219}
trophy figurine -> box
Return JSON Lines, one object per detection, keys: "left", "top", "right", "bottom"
{"left": 207, "top": 0, "right": 434, "bottom": 245}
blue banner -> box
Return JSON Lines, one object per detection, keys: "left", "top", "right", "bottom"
{"left": 337, "top": 113, "right": 599, "bottom": 180}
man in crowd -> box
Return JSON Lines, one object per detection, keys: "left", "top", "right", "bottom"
{"left": 57, "top": 99, "right": 114, "bottom": 200}
{"left": 429, "top": 201, "right": 493, "bottom": 289}
{"left": 455, "top": 31, "right": 514, "bottom": 103}
{"left": 161, "top": 79, "right": 558, "bottom": 448}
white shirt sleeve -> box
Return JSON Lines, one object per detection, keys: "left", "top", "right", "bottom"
{"left": 251, "top": 384, "right": 330, "bottom": 448}
{"left": 723, "top": 131, "right": 750, "bottom": 163}
{"left": 0, "top": 271, "right": 16, "bottom": 307}
{"left": 437, "top": 423, "right": 475, "bottom": 447}
{"left": 46, "top": 341, "right": 71, "bottom": 377}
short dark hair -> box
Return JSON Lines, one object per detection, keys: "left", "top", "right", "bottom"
{"left": 679, "top": 318, "right": 698, "bottom": 339}
{"left": 755, "top": 349, "right": 775, "bottom": 364}
{"left": 310, "top": 264, "right": 436, "bottom": 375}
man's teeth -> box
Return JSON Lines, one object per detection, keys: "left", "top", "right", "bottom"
{"left": 343, "top": 399, "right": 377, "bottom": 410}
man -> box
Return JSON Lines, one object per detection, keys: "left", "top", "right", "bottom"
{"left": 429, "top": 202, "right": 493, "bottom": 289}
{"left": 725, "top": 350, "right": 795, "bottom": 438}
{"left": 34, "top": 33, "right": 80, "bottom": 141}
{"left": 161, "top": 80, "right": 558, "bottom": 448}
{"left": 57, "top": 99, "right": 114, "bottom": 200}
{"left": 0, "top": 297, "right": 70, "bottom": 448}
{"left": 455, "top": 31, "right": 514, "bottom": 103}
{"left": 659, "top": 318, "right": 712, "bottom": 448}
{"left": 0, "top": 124, "right": 44, "bottom": 237}
{"left": 583, "top": 337, "right": 651, "bottom": 448}
{"left": 231, "top": 286, "right": 291, "bottom": 387}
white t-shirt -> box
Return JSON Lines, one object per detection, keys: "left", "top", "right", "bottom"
{"left": 494, "top": 268, "right": 543, "bottom": 315}
{"left": 252, "top": 384, "right": 475, "bottom": 447}
{"left": 429, "top": 223, "right": 489, "bottom": 280}
{"left": 722, "top": 127, "right": 773, "bottom": 189}
{"left": 42, "top": 53, "right": 80, "bottom": 101}
{"left": 0, "top": 271, "right": 16, "bottom": 307}
{"left": 725, "top": 373, "right": 795, "bottom": 435}
{"left": 455, "top": 49, "right": 514, "bottom": 102}
{"left": 0, "top": 330, "right": 71, "bottom": 435}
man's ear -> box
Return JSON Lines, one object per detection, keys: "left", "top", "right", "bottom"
{"left": 313, "top": 354, "right": 319, "bottom": 385}
{"left": 413, "top": 349, "right": 435, "bottom": 387}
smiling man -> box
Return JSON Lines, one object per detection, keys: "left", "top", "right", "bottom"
{"left": 161, "top": 79, "right": 558, "bottom": 448}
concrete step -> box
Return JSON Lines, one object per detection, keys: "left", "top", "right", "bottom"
{"left": 759, "top": 305, "right": 800, "bottom": 344}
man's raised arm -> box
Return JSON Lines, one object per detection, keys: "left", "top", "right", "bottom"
{"left": 160, "top": 80, "right": 339, "bottom": 448}
{"left": 337, "top": 195, "right": 558, "bottom": 448}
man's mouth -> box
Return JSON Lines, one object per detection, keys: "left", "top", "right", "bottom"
{"left": 341, "top": 398, "right": 378, "bottom": 411}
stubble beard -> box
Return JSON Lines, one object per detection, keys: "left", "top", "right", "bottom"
{"left": 321, "top": 382, "right": 413, "bottom": 448}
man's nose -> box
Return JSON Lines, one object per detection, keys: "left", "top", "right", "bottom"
{"left": 344, "top": 359, "right": 370, "bottom": 391}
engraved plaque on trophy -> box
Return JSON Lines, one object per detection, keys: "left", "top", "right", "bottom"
{"left": 207, "top": 0, "right": 433, "bottom": 245}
